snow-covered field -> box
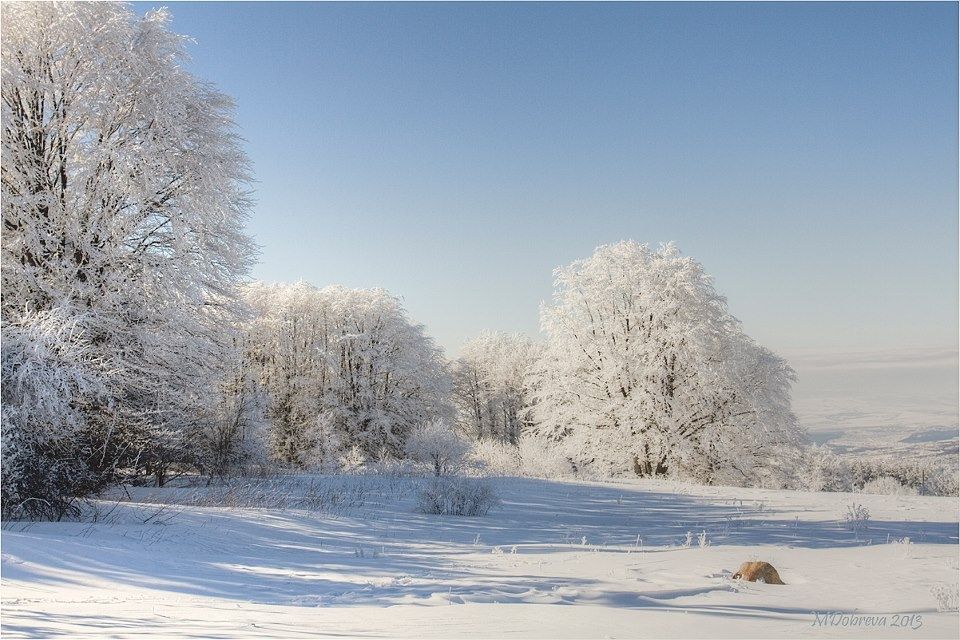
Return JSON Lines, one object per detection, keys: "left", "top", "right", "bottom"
{"left": 2, "top": 476, "right": 958, "bottom": 639}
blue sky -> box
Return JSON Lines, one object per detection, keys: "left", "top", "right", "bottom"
{"left": 135, "top": 1, "right": 957, "bottom": 366}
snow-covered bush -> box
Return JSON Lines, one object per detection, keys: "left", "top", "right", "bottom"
{"left": 850, "top": 457, "right": 934, "bottom": 494}
{"left": 833, "top": 455, "right": 960, "bottom": 497}
{"left": 860, "top": 476, "right": 918, "bottom": 496}
{"left": 417, "top": 478, "right": 499, "bottom": 516}
{"left": 922, "top": 465, "right": 959, "bottom": 497}
{"left": 795, "top": 449, "right": 957, "bottom": 497}
{"left": 1, "top": 309, "right": 106, "bottom": 520}
{"left": 405, "top": 420, "right": 470, "bottom": 477}
{"left": 842, "top": 503, "right": 871, "bottom": 533}
{"left": 802, "top": 446, "right": 853, "bottom": 492}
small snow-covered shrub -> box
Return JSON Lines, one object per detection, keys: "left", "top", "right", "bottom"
{"left": 841, "top": 502, "right": 871, "bottom": 533}
{"left": 860, "top": 476, "right": 918, "bottom": 496}
{"left": 922, "top": 465, "right": 959, "bottom": 497}
{"left": 405, "top": 419, "right": 469, "bottom": 476}
{"left": 803, "top": 446, "right": 853, "bottom": 492}
{"left": 931, "top": 583, "right": 959, "bottom": 612}
{"left": 417, "top": 478, "right": 498, "bottom": 516}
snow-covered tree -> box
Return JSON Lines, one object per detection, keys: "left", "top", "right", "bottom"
{"left": 2, "top": 2, "right": 255, "bottom": 509}
{"left": 192, "top": 334, "right": 269, "bottom": 479}
{"left": 452, "top": 332, "right": 541, "bottom": 443}
{"left": 243, "top": 282, "right": 328, "bottom": 464}
{"left": 531, "top": 241, "right": 803, "bottom": 484}
{"left": 243, "top": 282, "right": 452, "bottom": 465}
{"left": 405, "top": 419, "right": 469, "bottom": 476}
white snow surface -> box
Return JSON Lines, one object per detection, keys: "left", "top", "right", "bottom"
{"left": 2, "top": 475, "right": 958, "bottom": 638}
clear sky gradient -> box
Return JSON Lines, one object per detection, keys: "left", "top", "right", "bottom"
{"left": 133, "top": 2, "right": 958, "bottom": 423}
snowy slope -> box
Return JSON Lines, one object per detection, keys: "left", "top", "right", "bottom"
{"left": 2, "top": 476, "right": 958, "bottom": 638}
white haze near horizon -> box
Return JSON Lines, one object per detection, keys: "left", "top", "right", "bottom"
{"left": 783, "top": 345, "right": 958, "bottom": 440}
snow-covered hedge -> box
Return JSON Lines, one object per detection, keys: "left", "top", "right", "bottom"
{"left": 849, "top": 456, "right": 958, "bottom": 497}
{"left": 860, "top": 476, "right": 918, "bottom": 496}
{"left": 797, "top": 447, "right": 957, "bottom": 497}
{"left": 417, "top": 478, "right": 499, "bottom": 516}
